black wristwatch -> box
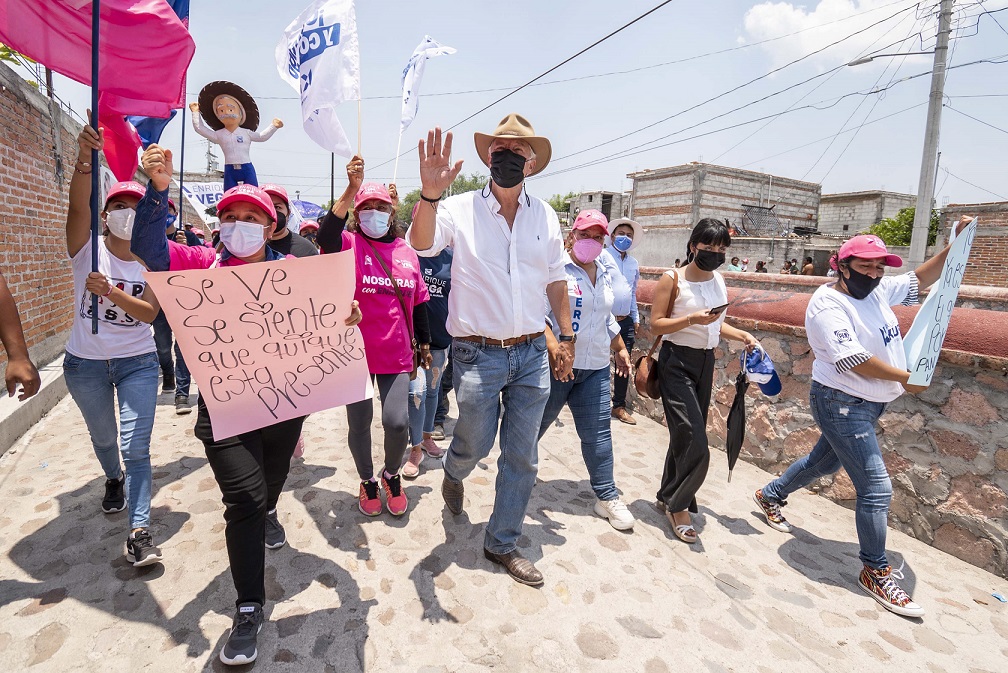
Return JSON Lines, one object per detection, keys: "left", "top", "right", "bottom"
{"left": 558, "top": 333, "right": 576, "bottom": 343}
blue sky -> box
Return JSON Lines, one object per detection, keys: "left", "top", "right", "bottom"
{"left": 31, "top": 0, "right": 1008, "bottom": 206}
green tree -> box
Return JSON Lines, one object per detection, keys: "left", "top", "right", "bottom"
{"left": 868, "top": 207, "right": 940, "bottom": 247}
{"left": 548, "top": 191, "right": 578, "bottom": 214}
{"left": 204, "top": 205, "right": 217, "bottom": 218}
{"left": 396, "top": 171, "right": 488, "bottom": 223}
{"left": 0, "top": 45, "right": 39, "bottom": 89}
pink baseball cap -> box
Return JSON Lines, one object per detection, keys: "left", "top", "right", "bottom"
{"left": 353, "top": 182, "right": 393, "bottom": 210}
{"left": 192, "top": 228, "right": 205, "bottom": 238}
{"left": 260, "top": 183, "right": 289, "bottom": 206}
{"left": 572, "top": 209, "right": 609, "bottom": 233}
{"left": 105, "top": 181, "right": 145, "bottom": 208}
{"left": 837, "top": 234, "right": 903, "bottom": 267}
{"left": 217, "top": 184, "right": 277, "bottom": 222}
{"left": 299, "top": 221, "right": 319, "bottom": 234}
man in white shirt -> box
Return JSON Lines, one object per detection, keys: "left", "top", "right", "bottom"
{"left": 189, "top": 81, "right": 282, "bottom": 191}
{"left": 408, "top": 114, "right": 575, "bottom": 586}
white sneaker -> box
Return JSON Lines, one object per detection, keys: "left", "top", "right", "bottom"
{"left": 594, "top": 497, "right": 635, "bottom": 531}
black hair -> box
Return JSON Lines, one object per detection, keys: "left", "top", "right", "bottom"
{"left": 731, "top": 256, "right": 740, "bottom": 264}
{"left": 805, "top": 256, "right": 813, "bottom": 264}
{"left": 685, "top": 218, "right": 731, "bottom": 261}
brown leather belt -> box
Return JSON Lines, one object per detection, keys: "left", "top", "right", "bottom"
{"left": 455, "top": 331, "right": 544, "bottom": 348}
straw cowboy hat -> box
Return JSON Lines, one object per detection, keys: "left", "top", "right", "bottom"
{"left": 474, "top": 113, "right": 552, "bottom": 176}
{"left": 197, "top": 81, "right": 260, "bottom": 131}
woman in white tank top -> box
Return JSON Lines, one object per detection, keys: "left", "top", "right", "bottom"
{"left": 647, "top": 219, "right": 758, "bottom": 543}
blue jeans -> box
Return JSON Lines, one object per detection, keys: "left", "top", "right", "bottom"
{"left": 762, "top": 381, "right": 892, "bottom": 569}
{"left": 612, "top": 317, "right": 635, "bottom": 409}
{"left": 444, "top": 336, "right": 550, "bottom": 554}
{"left": 408, "top": 347, "right": 448, "bottom": 446}
{"left": 63, "top": 351, "right": 160, "bottom": 529}
{"left": 223, "top": 162, "right": 258, "bottom": 191}
{"left": 434, "top": 346, "right": 453, "bottom": 426}
{"left": 538, "top": 367, "right": 618, "bottom": 501}
{"left": 152, "top": 310, "right": 190, "bottom": 396}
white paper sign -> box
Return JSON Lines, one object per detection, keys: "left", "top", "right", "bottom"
{"left": 903, "top": 218, "right": 977, "bottom": 385}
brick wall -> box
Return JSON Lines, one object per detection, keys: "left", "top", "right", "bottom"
{"left": 942, "top": 202, "right": 1008, "bottom": 289}
{"left": 0, "top": 64, "right": 82, "bottom": 372}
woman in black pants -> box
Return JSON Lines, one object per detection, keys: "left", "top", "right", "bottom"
{"left": 648, "top": 219, "right": 757, "bottom": 543}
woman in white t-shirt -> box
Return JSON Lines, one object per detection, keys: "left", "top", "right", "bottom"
{"left": 649, "top": 219, "right": 758, "bottom": 544}
{"left": 64, "top": 124, "right": 163, "bottom": 568}
{"left": 752, "top": 224, "right": 972, "bottom": 618}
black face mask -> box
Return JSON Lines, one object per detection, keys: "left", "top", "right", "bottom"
{"left": 694, "top": 249, "right": 726, "bottom": 272}
{"left": 842, "top": 266, "right": 882, "bottom": 300}
{"left": 275, "top": 211, "right": 288, "bottom": 236}
{"left": 490, "top": 149, "right": 527, "bottom": 189}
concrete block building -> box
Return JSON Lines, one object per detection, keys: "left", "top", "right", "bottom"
{"left": 567, "top": 190, "right": 630, "bottom": 224}
{"left": 818, "top": 190, "right": 917, "bottom": 236}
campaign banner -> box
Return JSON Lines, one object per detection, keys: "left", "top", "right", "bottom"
{"left": 903, "top": 218, "right": 977, "bottom": 386}
{"left": 179, "top": 181, "right": 224, "bottom": 222}
{"left": 144, "top": 252, "right": 372, "bottom": 440}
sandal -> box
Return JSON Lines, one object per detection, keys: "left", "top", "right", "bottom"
{"left": 666, "top": 510, "right": 698, "bottom": 544}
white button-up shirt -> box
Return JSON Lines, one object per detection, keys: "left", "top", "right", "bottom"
{"left": 191, "top": 116, "right": 278, "bottom": 166}
{"left": 601, "top": 247, "right": 639, "bottom": 323}
{"left": 408, "top": 187, "right": 566, "bottom": 341}
{"left": 547, "top": 254, "right": 620, "bottom": 371}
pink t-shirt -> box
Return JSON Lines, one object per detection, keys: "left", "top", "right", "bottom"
{"left": 343, "top": 231, "right": 430, "bottom": 374}
{"left": 166, "top": 240, "right": 291, "bottom": 270}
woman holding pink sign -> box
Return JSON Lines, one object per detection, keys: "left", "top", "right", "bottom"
{"left": 317, "top": 155, "right": 431, "bottom": 519}
{"left": 131, "top": 144, "right": 361, "bottom": 666}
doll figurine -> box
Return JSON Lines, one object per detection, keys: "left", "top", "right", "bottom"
{"left": 190, "top": 81, "right": 283, "bottom": 191}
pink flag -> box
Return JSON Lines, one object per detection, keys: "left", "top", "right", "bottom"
{"left": 0, "top": 0, "right": 195, "bottom": 179}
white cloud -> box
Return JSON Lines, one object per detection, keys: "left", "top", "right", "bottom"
{"left": 742, "top": 1, "right": 928, "bottom": 68}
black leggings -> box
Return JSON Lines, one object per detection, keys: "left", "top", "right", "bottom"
{"left": 656, "top": 342, "right": 714, "bottom": 514}
{"left": 345, "top": 372, "right": 411, "bottom": 480}
{"left": 195, "top": 398, "right": 305, "bottom": 607}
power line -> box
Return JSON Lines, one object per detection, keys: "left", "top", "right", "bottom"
{"left": 941, "top": 166, "right": 1008, "bottom": 200}
{"left": 945, "top": 104, "right": 1008, "bottom": 135}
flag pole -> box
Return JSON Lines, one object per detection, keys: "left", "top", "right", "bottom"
{"left": 179, "top": 101, "right": 186, "bottom": 225}
{"left": 392, "top": 128, "right": 403, "bottom": 184}
{"left": 90, "top": 0, "right": 101, "bottom": 334}
{"left": 330, "top": 152, "right": 335, "bottom": 205}
{"left": 357, "top": 98, "right": 362, "bottom": 156}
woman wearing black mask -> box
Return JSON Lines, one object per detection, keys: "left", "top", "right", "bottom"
{"left": 648, "top": 218, "right": 758, "bottom": 543}
{"left": 752, "top": 224, "right": 973, "bottom": 618}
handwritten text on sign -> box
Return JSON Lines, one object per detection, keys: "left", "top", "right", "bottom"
{"left": 145, "top": 252, "right": 372, "bottom": 440}
{"left": 903, "top": 219, "right": 977, "bottom": 386}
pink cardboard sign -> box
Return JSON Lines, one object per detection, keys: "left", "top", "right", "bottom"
{"left": 144, "top": 252, "right": 372, "bottom": 440}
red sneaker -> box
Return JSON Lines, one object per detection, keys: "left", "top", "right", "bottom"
{"left": 358, "top": 479, "right": 382, "bottom": 517}
{"left": 381, "top": 472, "right": 409, "bottom": 516}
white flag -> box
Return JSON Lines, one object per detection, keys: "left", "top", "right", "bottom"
{"left": 276, "top": 0, "right": 361, "bottom": 157}
{"left": 400, "top": 35, "right": 456, "bottom": 133}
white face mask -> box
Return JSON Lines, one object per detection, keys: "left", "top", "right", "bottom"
{"left": 357, "top": 210, "right": 391, "bottom": 239}
{"left": 106, "top": 208, "right": 135, "bottom": 240}
{"left": 220, "top": 220, "right": 266, "bottom": 257}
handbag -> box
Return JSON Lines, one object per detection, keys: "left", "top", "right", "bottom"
{"left": 361, "top": 236, "right": 422, "bottom": 380}
{"left": 634, "top": 269, "right": 679, "bottom": 399}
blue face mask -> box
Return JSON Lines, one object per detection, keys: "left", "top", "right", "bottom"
{"left": 357, "top": 209, "right": 391, "bottom": 239}
{"left": 612, "top": 234, "right": 633, "bottom": 252}
{"left": 166, "top": 214, "right": 178, "bottom": 229}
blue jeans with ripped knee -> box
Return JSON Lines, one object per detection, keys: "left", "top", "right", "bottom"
{"left": 761, "top": 380, "right": 891, "bottom": 569}
{"left": 408, "top": 347, "right": 448, "bottom": 446}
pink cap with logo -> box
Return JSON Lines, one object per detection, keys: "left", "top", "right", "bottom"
{"left": 572, "top": 208, "right": 608, "bottom": 232}
{"left": 217, "top": 184, "right": 277, "bottom": 221}
{"left": 105, "top": 181, "right": 146, "bottom": 207}
{"left": 837, "top": 234, "right": 903, "bottom": 267}
{"left": 353, "top": 182, "right": 393, "bottom": 210}
{"left": 260, "top": 183, "right": 289, "bottom": 206}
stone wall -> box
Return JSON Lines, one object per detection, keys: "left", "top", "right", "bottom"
{"left": 818, "top": 190, "right": 916, "bottom": 237}
{"left": 626, "top": 279, "right": 1008, "bottom": 577}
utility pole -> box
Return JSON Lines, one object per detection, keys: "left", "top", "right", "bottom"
{"left": 908, "top": 0, "right": 953, "bottom": 268}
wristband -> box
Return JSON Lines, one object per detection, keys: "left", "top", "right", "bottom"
{"left": 420, "top": 192, "right": 443, "bottom": 204}
{"left": 687, "top": 315, "right": 692, "bottom": 326}
{"left": 102, "top": 286, "right": 114, "bottom": 298}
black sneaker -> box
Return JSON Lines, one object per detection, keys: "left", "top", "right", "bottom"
{"left": 265, "top": 508, "right": 286, "bottom": 549}
{"left": 175, "top": 394, "right": 191, "bottom": 415}
{"left": 102, "top": 476, "right": 126, "bottom": 513}
{"left": 125, "top": 529, "right": 163, "bottom": 567}
{"left": 161, "top": 371, "right": 175, "bottom": 393}
{"left": 220, "top": 602, "right": 264, "bottom": 665}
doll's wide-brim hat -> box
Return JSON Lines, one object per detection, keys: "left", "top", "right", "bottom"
{"left": 197, "top": 81, "right": 260, "bottom": 131}
{"left": 474, "top": 113, "right": 551, "bottom": 176}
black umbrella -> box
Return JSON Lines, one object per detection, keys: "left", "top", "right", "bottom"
{"left": 725, "top": 370, "right": 749, "bottom": 482}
